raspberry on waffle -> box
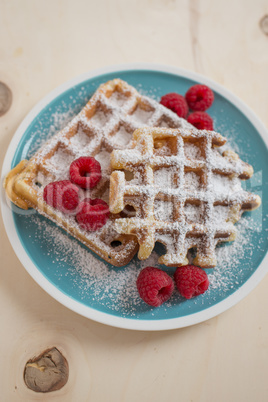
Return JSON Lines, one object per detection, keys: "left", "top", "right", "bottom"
{"left": 109, "top": 127, "right": 261, "bottom": 268}
{"left": 3, "top": 79, "right": 192, "bottom": 267}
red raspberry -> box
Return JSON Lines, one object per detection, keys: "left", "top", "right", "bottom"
{"left": 81, "top": 198, "right": 110, "bottom": 216}
{"left": 70, "top": 156, "right": 101, "bottom": 189}
{"left": 160, "top": 93, "right": 189, "bottom": 118}
{"left": 174, "top": 265, "right": 209, "bottom": 299}
{"left": 76, "top": 199, "right": 109, "bottom": 231}
{"left": 185, "top": 84, "right": 214, "bottom": 111}
{"left": 136, "top": 267, "right": 174, "bottom": 307}
{"left": 187, "top": 111, "right": 214, "bottom": 130}
{"left": 43, "top": 180, "right": 79, "bottom": 213}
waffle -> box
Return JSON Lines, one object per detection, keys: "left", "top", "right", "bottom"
{"left": 109, "top": 127, "right": 261, "bottom": 268}
{"left": 3, "top": 79, "right": 192, "bottom": 266}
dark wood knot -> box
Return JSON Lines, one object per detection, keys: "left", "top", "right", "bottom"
{"left": 260, "top": 15, "right": 268, "bottom": 36}
{"left": 0, "top": 82, "right": 12, "bottom": 116}
{"left": 24, "top": 347, "right": 69, "bottom": 393}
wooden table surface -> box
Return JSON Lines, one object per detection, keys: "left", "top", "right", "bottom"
{"left": 1, "top": 1, "right": 268, "bottom": 401}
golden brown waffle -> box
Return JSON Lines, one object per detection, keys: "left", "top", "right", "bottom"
{"left": 110, "top": 127, "right": 261, "bottom": 267}
{"left": 3, "top": 79, "right": 192, "bottom": 266}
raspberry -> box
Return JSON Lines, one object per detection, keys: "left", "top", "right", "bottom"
{"left": 76, "top": 199, "right": 109, "bottom": 231}
{"left": 174, "top": 265, "right": 209, "bottom": 299}
{"left": 81, "top": 198, "right": 110, "bottom": 216}
{"left": 136, "top": 267, "right": 174, "bottom": 307}
{"left": 70, "top": 156, "right": 101, "bottom": 189}
{"left": 187, "top": 111, "right": 214, "bottom": 130}
{"left": 185, "top": 84, "right": 214, "bottom": 111}
{"left": 160, "top": 93, "right": 189, "bottom": 118}
{"left": 43, "top": 180, "right": 79, "bottom": 213}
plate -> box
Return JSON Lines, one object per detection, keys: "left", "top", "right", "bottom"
{"left": 1, "top": 63, "right": 268, "bottom": 331}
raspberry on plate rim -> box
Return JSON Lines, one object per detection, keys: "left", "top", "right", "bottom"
{"left": 160, "top": 92, "right": 189, "bottom": 119}
{"left": 174, "top": 265, "right": 209, "bottom": 299}
{"left": 136, "top": 266, "right": 174, "bottom": 307}
{"left": 187, "top": 111, "right": 214, "bottom": 130}
{"left": 159, "top": 85, "right": 215, "bottom": 130}
{"left": 185, "top": 84, "right": 214, "bottom": 112}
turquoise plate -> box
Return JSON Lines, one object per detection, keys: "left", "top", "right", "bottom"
{"left": 1, "top": 64, "right": 268, "bottom": 330}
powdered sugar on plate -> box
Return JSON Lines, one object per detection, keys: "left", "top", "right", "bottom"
{"left": 25, "top": 208, "right": 264, "bottom": 317}
{"left": 29, "top": 214, "right": 144, "bottom": 315}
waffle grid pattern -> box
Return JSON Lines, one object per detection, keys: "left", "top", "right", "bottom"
{"left": 110, "top": 127, "right": 260, "bottom": 267}
{"left": 34, "top": 79, "right": 192, "bottom": 196}
{"left": 5, "top": 79, "right": 192, "bottom": 266}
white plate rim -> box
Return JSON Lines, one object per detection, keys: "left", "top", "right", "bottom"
{"left": 1, "top": 62, "right": 268, "bottom": 331}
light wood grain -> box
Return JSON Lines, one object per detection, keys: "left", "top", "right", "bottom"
{"left": 0, "top": 0, "right": 268, "bottom": 401}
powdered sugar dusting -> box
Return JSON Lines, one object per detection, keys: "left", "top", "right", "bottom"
{"left": 184, "top": 142, "right": 204, "bottom": 160}
{"left": 30, "top": 215, "right": 144, "bottom": 315}
{"left": 154, "top": 167, "right": 175, "bottom": 187}
{"left": 184, "top": 172, "right": 201, "bottom": 191}
{"left": 207, "top": 216, "right": 264, "bottom": 293}
{"left": 45, "top": 148, "right": 74, "bottom": 180}
{"left": 111, "top": 126, "right": 261, "bottom": 267}
{"left": 154, "top": 200, "right": 173, "bottom": 221}
{"left": 69, "top": 128, "right": 91, "bottom": 149}
{"left": 94, "top": 149, "right": 111, "bottom": 173}
{"left": 23, "top": 79, "right": 193, "bottom": 267}
{"left": 15, "top": 79, "right": 266, "bottom": 318}
{"left": 27, "top": 108, "right": 78, "bottom": 158}
{"left": 27, "top": 211, "right": 264, "bottom": 316}
{"left": 90, "top": 109, "right": 111, "bottom": 127}
{"left": 131, "top": 106, "right": 154, "bottom": 124}
{"left": 185, "top": 203, "right": 203, "bottom": 224}
{"left": 108, "top": 91, "right": 128, "bottom": 107}
{"left": 112, "top": 125, "right": 132, "bottom": 146}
